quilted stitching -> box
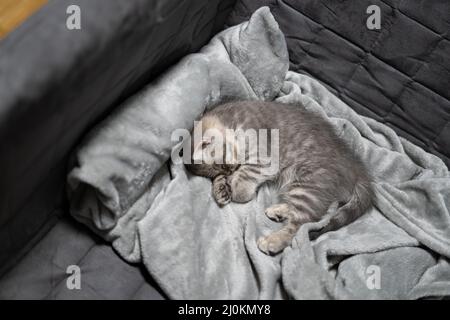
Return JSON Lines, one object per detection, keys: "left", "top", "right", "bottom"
{"left": 227, "top": 0, "right": 450, "bottom": 167}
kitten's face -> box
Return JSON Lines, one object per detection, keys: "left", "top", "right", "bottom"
{"left": 185, "top": 131, "right": 239, "bottom": 179}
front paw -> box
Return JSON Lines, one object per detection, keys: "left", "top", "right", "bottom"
{"left": 228, "top": 175, "right": 257, "bottom": 203}
{"left": 212, "top": 175, "right": 231, "bottom": 207}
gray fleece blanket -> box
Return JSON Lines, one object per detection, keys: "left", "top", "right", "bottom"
{"left": 68, "top": 8, "right": 450, "bottom": 299}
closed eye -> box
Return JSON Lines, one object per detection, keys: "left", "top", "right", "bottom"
{"left": 201, "top": 141, "right": 210, "bottom": 149}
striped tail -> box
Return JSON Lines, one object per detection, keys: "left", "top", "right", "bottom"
{"left": 313, "top": 179, "right": 374, "bottom": 238}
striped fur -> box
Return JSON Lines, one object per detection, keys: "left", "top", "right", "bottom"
{"left": 186, "top": 101, "right": 374, "bottom": 255}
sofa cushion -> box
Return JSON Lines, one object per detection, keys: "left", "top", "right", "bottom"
{"left": 0, "top": 0, "right": 236, "bottom": 276}
{"left": 0, "top": 217, "right": 165, "bottom": 299}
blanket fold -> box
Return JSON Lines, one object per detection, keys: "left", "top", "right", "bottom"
{"left": 68, "top": 7, "right": 288, "bottom": 263}
{"left": 68, "top": 8, "right": 450, "bottom": 299}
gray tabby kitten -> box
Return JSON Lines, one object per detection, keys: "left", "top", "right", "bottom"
{"left": 186, "top": 101, "right": 373, "bottom": 255}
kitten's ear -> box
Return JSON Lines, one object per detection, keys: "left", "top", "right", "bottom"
{"left": 192, "top": 137, "right": 211, "bottom": 163}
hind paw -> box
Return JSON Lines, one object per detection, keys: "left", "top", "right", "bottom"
{"left": 264, "top": 203, "right": 290, "bottom": 222}
{"left": 257, "top": 232, "right": 291, "bottom": 255}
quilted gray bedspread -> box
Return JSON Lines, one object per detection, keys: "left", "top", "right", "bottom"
{"left": 227, "top": 0, "right": 450, "bottom": 169}
{"left": 68, "top": 8, "right": 450, "bottom": 299}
